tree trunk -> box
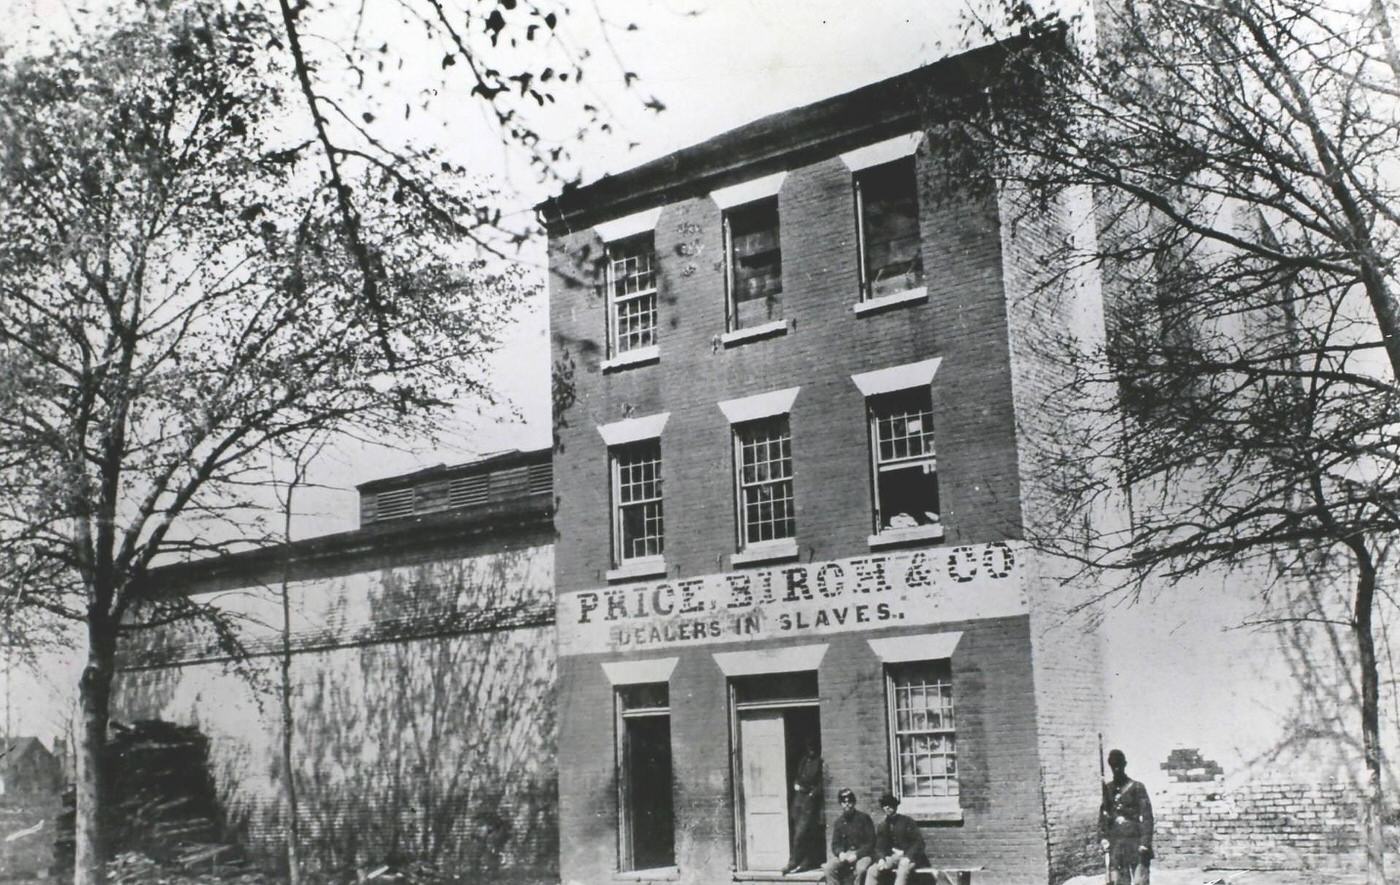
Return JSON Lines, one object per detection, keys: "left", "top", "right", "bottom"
{"left": 1352, "top": 550, "right": 1388, "bottom": 885}
{"left": 74, "top": 629, "right": 115, "bottom": 885}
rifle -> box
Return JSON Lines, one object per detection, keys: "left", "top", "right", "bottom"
{"left": 1099, "top": 733, "right": 1110, "bottom": 885}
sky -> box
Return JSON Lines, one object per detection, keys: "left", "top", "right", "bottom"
{"left": 0, "top": 0, "right": 998, "bottom": 739}
{"left": 0, "top": 0, "right": 992, "bottom": 544}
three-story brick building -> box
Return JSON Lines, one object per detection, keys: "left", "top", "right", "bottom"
{"left": 543, "top": 45, "right": 1105, "bottom": 885}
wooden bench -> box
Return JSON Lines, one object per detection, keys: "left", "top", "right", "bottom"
{"left": 913, "top": 866, "right": 983, "bottom": 885}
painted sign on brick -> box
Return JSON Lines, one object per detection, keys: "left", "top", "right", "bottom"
{"left": 558, "top": 541, "right": 1028, "bottom": 656}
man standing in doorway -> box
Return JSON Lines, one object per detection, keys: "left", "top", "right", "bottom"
{"left": 784, "top": 740, "right": 824, "bottom": 873}
{"left": 822, "top": 788, "right": 874, "bottom": 885}
{"left": 864, "top": 793, "right": 927, "bottom": 885}
{"left": 1100, "top": 748, "right": 1154, "bottom": 885}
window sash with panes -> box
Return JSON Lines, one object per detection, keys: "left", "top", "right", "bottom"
{"left": 735, "top": 417, "right": 795, "bottom": 546}
{"left": 869, "top": 388, "right": 939, "bottom": 532}
{"left": 887, "top": 660, "right": 957, "bottom": 806}
{"left": 613, "top": 440, "right": 664, "bottom": 563}
{"left": 608, "top": 234, "right": 658, "bottom": 356}
{"left": 725, "top": 198, "right": 782, "bottom": 330}
{"left": 855, "top": 158, "right": 924, "bottom": 300}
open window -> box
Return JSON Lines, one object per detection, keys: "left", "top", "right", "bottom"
{"left": 617, "top": 682, "right": 675, "bottom": 871}
{"left": 724, "top": 198, "right": 783, "bottom": 330}
{"left": 885, "top": 659, "right": 958, "bottom": 817}
{"left": 606, "top": 233, "right": 658, "bottom": 357}
{"left": 854, "top": 157, "right": 923, "bottom": 301}
{"left": 868, "top": 387, "right": 939, "bottom": 537}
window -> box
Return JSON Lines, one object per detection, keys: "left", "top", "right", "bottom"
{"left": 617, "top": 683, "right": 675, "bottom": 870}
{"left": 725, "top": 198, "right": 782, "bottom": 330}
{"left": 735, "top": 417, "right": 795, "bottom": 547}
{"left": 886, "top": 660, "right": 957, "bottom": 812}
{"left": 855, "top": 158, "right": 923, "bottom": 300}
{"left": 869, "top": 388, "right": 939, "bottom": 534}
{"left": 607, "top": 233, "right": 658, "bottom": 356}
{"left": 612, "top": 440, "right": 664, "bottom": 564}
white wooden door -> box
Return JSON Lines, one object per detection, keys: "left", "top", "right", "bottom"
{"left": 739, "top": 710, "right": 789, "bottom": 869}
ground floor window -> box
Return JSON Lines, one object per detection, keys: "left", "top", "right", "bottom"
{"left": 886, "top": 659, "right": 958, "bottom": 814}
{"left": 617, "top": 683, "right": 675, "bottom": 870}
{"left": 729, "top": 672, "right": 824, "bottom": 871}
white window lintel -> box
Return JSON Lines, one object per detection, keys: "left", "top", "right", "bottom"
{"left": 597, "top": 412, "right": 670, "bottom": 447}
{"left": 850, "top": 358, "right": 942, "bottom": 397}
{"left": 601, "top": 657, "right": 679, "bottom": 685}
{"left": 840, "top": 132, "right": 927, "bottom": 172}
{"left": 712, "top": 643, "right": 828, "bottom": 676}
{"left": 717, "top": 386, "right": 800, "bottom": 424}
{"left": 710, "top": 171, "right": 788, "bottom": 209}
{"left": 867, "top": 631, "right": 964, "bottom": 663}
{"left": 595, "top": 207, "right": 663, "bottom": 243}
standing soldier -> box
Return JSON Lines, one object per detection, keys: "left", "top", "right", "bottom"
{"left": 1099, "top": 749, "right": 1154, "bottom": 885}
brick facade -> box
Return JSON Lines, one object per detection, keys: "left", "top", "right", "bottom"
{"left": 545, "top": 50, "right": 1106, "bottom": 885}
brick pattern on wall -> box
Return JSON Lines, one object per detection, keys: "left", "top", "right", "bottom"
{"left": 557, "top": 617, "right": 1052, "bottom": 885}
{"left": 548, "top": 143, "right": 1025, "bottom": 596}
{"left": 1154, "top": 781, "right": 1363, "bottom": 868}
{"left": 999, "top": 180, "right": 1112, "bottom": 884}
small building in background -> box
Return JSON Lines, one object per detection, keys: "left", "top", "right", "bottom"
{"left": 118, "top": 448, "right": 560, "bottom": 883}
{"left": 0, "top": 737, "right": 60, "bottom": 801}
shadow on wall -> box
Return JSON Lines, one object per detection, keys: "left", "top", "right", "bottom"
{"left": 1148, "top": 566, "right": 1400, "bottom": 870}
{"left": 120, "top": 549, "right": 559, "bottom": 883}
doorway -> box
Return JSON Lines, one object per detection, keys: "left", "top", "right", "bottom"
{"left": 731, "top": 672, "right": 823, "bottom": 871}
{"left": 618, "top": 683, "right": 675, "bottom": 870}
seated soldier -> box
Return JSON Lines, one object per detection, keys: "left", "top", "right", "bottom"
{"left": 823, "top": 788, "right": 874, "bottom": 885}
{"left": 864, "top": 793, "right": 929, "bottom": 885}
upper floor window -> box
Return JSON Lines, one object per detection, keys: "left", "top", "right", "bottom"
{"left": 724, "top": 198, "right": 782, "bottom": 330}
{"left": 869, "top": 387, "right": 939, "bottom": 534}
{"left": 734, "top": 416, "right": 796, "bottom": 547}
{"left": 887, "top": 659, "right": 958, "bottom": 813}
{"left": 612, "top": 439, "right": 664, "bottom": 564}
{"left": 855, "top": 158, "right": 923, "bottom": 300}
{"left": 607, "top": 233, "right": 658, "bottom": 356}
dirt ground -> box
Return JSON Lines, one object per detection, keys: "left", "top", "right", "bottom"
{"left": 1063, "top": 868, "right": 1367, "bottom": 885}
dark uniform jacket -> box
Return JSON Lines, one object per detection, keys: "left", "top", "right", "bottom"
{"left": 875, "top": 812, "right": 929, "bottom": 867}
{"left": 830, "top": 809, "right": 875, "bottom": 860}
{"left": 1099, "top": 777, "right": 1154, "bottom": 854}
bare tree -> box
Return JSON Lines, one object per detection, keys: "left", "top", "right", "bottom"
{"left": 932, "top": 0, "right": 1400, "bottom": 878}
{"left": 0, "top": 4, "right": 530, "bottom": 883}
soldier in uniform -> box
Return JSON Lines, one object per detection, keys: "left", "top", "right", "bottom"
{"left": 1099, "top": 749, "right": 1154, "bottom": 885}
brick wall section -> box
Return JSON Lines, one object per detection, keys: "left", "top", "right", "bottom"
{"left": 549, "top": 142, "right": 1025, "bottom": 595}
{"left": 1153, "top": 781, "right": 1363, "bottom": 869}
{"left": 558, "top": 617, "right": 1049, "bottom": 885}
{"left": 116, "top": 544, "right": 558, "bottom": 882}
{"left": 999, "top": 181, "right": 1110, "bottom": 884}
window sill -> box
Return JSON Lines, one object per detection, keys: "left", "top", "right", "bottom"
{"left": 602, "top": 345, "right": 660, "bottom": 372}
{"left": 616, "top": 867, "right": 679, "bottom": 881}
{"left": 852, "top": 286, "right": 928, "bottom": 316}
{"left": 721, "top": 319, "right": 788, "bottom": 347}
{"left": 867, "top": 523, "right": 945, "bottom": 549}
{"left": 606, "top": 556, "right": 668, "bottom": 582}
{"left": 903, "top": 803, "right": 964, "bottom": 823}
{"left": 731, "top": 538, "right": 800, "bottom": 567}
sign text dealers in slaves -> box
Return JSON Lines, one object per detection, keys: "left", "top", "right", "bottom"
{"left": 558, "top": 541, "right": 1027, "bottom": 656}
